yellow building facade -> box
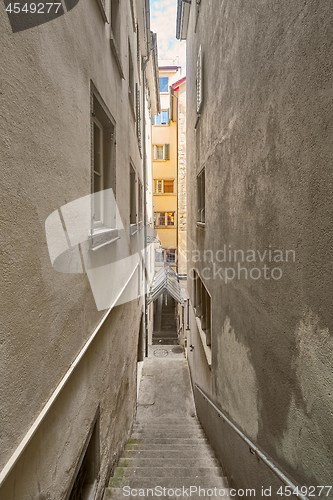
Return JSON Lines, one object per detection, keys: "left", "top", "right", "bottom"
{"left": 152, "top": 67, "right": 181, "bottom": 267}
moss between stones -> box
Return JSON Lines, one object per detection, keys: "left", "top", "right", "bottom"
{"left": 108, "top": 477, "right": 123, "bottom": 488}
{"left": 118, "top": 458, "right": 129, "bottom": 467}
{"left": 128, "top": 438, "right": 139, "bottom": 444}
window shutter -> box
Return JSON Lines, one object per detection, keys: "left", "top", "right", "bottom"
{"left": 164, "top": 144, "right": 170, "bottom": 160}
{"left": 136, "top": 84, "right": 141, "bottom": 152}
{"left": 196, "top": 45, "right": 203, "bottom": 114}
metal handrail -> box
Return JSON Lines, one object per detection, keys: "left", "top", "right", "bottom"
{"left": 194, "top": 384, "right": 310, "bottom": 500}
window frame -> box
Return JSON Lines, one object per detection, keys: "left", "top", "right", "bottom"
{"left": 90, "top": 84, "right": 118, "bottom": 250}
{"left": 159, "top": 76, "right": 169, "bottom": 93}
{"left": 109, "top": 0, "right": 124, "bottom": 79}
{"left": 197, "top": 167, "right": 205, "bottom": 225}
{"left": 153, "top": 144, "right": 170, "bottom": 161}
{"left": 154, "top": 211, "right": 176, "bottom": 227}
{"left": 154, "top": 179, "right": 175, "bottom": 194}
{"left": 193, "top": 270, "right": 212, "bottom": 365}
{"left": 152, "top": 110, "right": 170, "bottom": 126}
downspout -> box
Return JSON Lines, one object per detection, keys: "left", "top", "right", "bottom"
{"left": 142, "top": 58, "right": 148, "bottom": 358}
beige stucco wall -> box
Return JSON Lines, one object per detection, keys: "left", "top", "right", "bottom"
{"left": 186, "top": 0, "right": 333, "bottom": 494}
{"left": 0, "top": 0, "right": 156, "bottom": 496}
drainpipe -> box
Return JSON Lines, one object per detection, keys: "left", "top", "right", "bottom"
{"left": 142, "top": 58, "right": 148, "bottom": 358}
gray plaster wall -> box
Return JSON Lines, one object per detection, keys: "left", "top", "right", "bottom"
{"left": 0, "top": 0, "right": 148, "bottom": 497}
{"left": 186, "top": 0, "right": 333, "bottom": 494}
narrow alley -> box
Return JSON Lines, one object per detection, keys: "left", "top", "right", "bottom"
{"left": 1, "top": 0, "right": 333, "bottom": 499}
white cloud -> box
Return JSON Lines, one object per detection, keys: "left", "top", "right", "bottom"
{"left": 150, "top": 0, "right": 186, "bottom": 70}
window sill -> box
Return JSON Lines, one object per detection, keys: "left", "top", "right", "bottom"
{"left": 195, "top": 316, "right": 212, "bottom": 367}
{"left": 154, "top": 225, "right": 176, "bottom": 228}
{"left": 110, "top": 33, "right": 124, "bottom": 79}
{"left": 196, "top": 222, "right": 206, "bottom": 228}
{"left": 154, "top": 193, "right": 176, "bottom": 196}
{"left": 130, "top": 224, "right": 138, "bottom": 236}
{"left": 90, "top": 228, "right": 120, "bottom": 251}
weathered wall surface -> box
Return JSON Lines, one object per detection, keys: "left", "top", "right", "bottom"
{"left": 0, "top": 0, "right": 149, "bottom": 496}
{"left": 186, "top": 0, "right": 333, "bottom": 494}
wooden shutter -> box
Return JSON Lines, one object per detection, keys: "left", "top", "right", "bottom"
{"left": 136, "top": 84, "right": 141, "bottom": 151}
{"left": 196, "top": 45, "right": 202, "bottom": 114}
{"left": 164, "top": 144, "right": 170, "bottom": 160}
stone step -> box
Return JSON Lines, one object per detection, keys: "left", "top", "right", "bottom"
{"left": 118, "top": 458, "right": 220, "bottom": 468}
{"left": 131, "top": 431, "right": 206, "bottom": 439}
{"left": 108, "top": 477, "right": 228, "bottom": 489}
{"left": 125, "top": 443, "right": 213, "bottom": 451}
{"left": 123, "top": 449, "right": 215, "bottom": 460}
{"left": 114, "top": 466, "right": 224, "bottom": 478}
{"left": 135, "top": 418, "right": 199, "bottom": 425}
{"left": 129, "top": 437, "right": 208, "bottom": 444}
{"left": 104, "top": 487, "right": 230, "bottom": 500}
{"left": 132, "top": 424, "right": 203, "bottom": 430}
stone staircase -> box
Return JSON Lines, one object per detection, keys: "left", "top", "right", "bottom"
{"left": 104, "top": 418, "right": 229, "bottom": 499}
{"left": 103, "top": 346, "right": 229, "bottom": 499}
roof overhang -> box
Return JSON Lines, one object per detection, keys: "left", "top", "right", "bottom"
{"left": 176, "top": 0, "right": 191, "bottom": 41}
{"left": 147, "top": 266, "right": 184, "bottom": 306}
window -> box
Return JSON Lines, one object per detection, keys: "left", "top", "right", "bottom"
{"left": 153, "top": 144, "right": 170, "bottom": 161}
{"left": 109, "top": 0, "right": 124, "bottom": 78}
{"left": 154, "top": 212, "right": 175, "bottom": 227}
{"left": 66, "top": 410, "right": 100, "bottom": 500}
{"left": 93, "top": 118, "right": 104, "bottom": 224}
{"left": 111, "top": 0, "right": 120, "bottom": 47}
{"left": 196, "top": 45, "right": 203, "bottom": 114}
{"left": 152, "top": 110, "right": 169, "bottom": 125}
{"left": 155, "top": 248, "right": 165, "bottom": 263}
{"left": 128, "top": 42, "right": 134, "bottom": 110}
{"left": 164, "top": 180, "right": 174, "bottom": 193}
{"left": 138, "top": 179, "right": 143, "bottom": 223}
{"left": 166, "top": 249, "right": 176, "bottom": 264}
{"left": 136, "top": 23, "right": 141, "bottom": 75}
{"left": 154, "top": 180, "right": 162, "bottom": 193}
{"left": 154, "top": 179, "right": 174, "bottom": 194}
{"left": 91, "top": 90, "right": 116, "bottom": 235}
{"left": 197, "top": 167, "right": 205, "bottom": 224}
{"left": 194, "top": 271, "right": 211, "bottom": 348}
{"left": 159, "top": 76, "right": 169, "bottom": 93}
{"left": 167, "top": 212, "right": 174, "bottom": 225}
{"left": 130, "top": 165, "right": 136, "bottom": 225}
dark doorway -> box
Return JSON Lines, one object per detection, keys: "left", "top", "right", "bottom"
{"left": 152, "top": 292, "right": 178, "bottom": 345}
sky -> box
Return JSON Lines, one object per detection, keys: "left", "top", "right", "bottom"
{"left": 150, "top": 0, "right": 186, "bottom": 70}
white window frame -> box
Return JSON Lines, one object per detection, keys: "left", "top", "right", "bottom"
{"left": 153, "top": 144, "right": 170, "bottom": 161}
{"left": 93, "top": 117, "right": 104, "bottom": 228}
